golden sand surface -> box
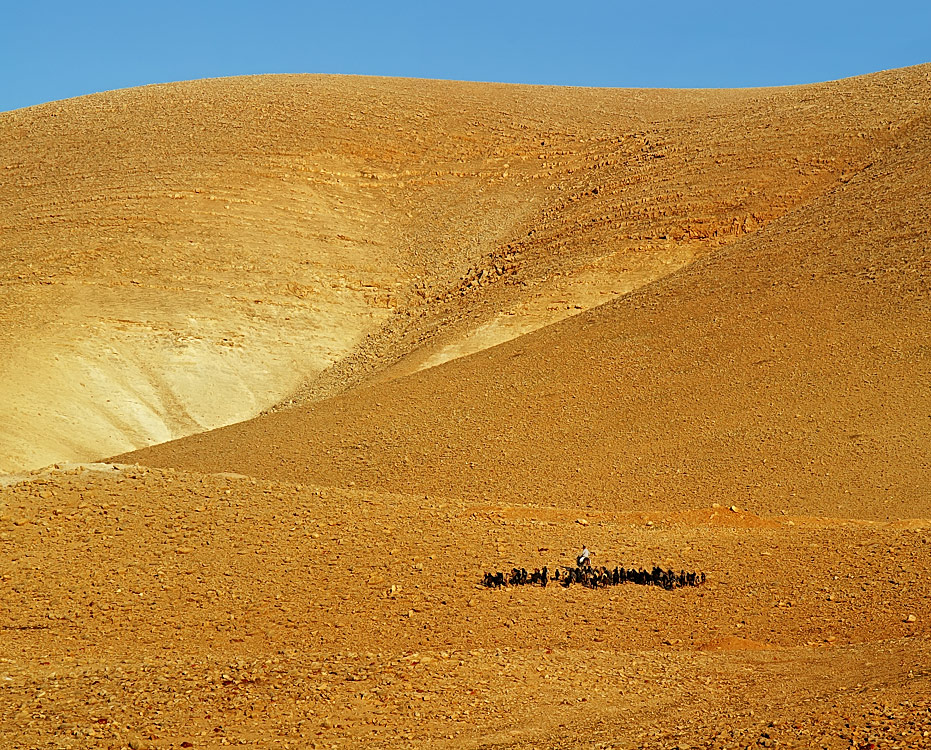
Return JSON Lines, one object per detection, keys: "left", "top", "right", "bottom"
{"left": 1, "top": 65, "right": 930, "bottom": 748}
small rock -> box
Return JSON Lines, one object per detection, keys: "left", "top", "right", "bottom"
{"left": 730, "top": 505, "right": 739, "bottom": 512}
{"left": 575, "top": 518, "right": 589, "bottom": 526}
{"left": 905, "top": 614, "right": 917, "bottom": 623}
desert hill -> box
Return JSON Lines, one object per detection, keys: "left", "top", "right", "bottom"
{"left": 119, "top": 69, "right": 931, "bottom": 522}
{"left": 2, "top": 66, "right": 931, "bottom": 749}
{"left": 3, "top": 66, "right": 929, "bottom": 472}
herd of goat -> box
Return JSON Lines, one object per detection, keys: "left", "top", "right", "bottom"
{"left": 482, "top": 565, "right": 706, "bottom": 590}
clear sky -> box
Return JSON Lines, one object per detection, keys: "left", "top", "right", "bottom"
{"left": 2, "top": 0, "right": 929, "bottom": 113}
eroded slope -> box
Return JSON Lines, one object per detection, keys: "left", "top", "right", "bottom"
{"left": 119, "top": 85, "right": 931, "bottom": 521}
{"left": 4, "top": 67, "right": 929, "bottom": 471}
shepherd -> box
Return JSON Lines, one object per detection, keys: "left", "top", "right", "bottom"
{"left": 577, "top": 545, "right": 592, "bottom": 568}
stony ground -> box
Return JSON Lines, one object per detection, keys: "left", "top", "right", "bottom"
{"left": 2, "top": 465, "right": 929, "bottom": 748}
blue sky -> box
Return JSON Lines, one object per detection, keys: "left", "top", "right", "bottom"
{"left": 2, "top": 0, "right": 929, "bottom": 112}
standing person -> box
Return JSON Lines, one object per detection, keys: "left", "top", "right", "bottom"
{"left": 577, "top": 545, "right": 592, "bottom": 568}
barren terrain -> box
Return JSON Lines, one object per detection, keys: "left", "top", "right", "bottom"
{"left": 1, "top": 65, "right": 930, "bottom": 748}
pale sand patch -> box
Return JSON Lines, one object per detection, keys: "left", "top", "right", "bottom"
{"left": 0, "top": 282, "right": 386, "bottom": 473}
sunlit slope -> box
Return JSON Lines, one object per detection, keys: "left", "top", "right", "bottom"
{"left": 3, "top": 67, "right": 929, "bottom": 472}
{"left": 0, "top": 75, "right": 542, "bottom": 471}
{"left": 120, "top": 106, "right": 931, "bottom": 521}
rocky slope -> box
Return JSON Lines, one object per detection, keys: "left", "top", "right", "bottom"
{"left": 3, "top": 67, "right": 929, "bottom": 471}
{"left": 120, "top": 71, "right": 931, "bottom": 522}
